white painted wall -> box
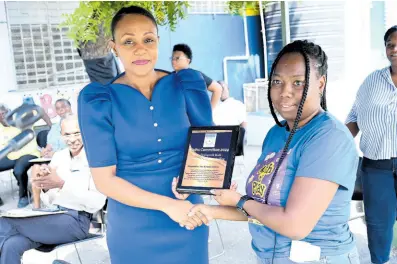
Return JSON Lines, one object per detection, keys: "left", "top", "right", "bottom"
{"left": 0, "top": 1, "right": 17, "bottom": 97}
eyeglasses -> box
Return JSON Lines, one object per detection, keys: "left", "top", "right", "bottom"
{"left": 62, "top": 132, "right": 81, "bottom": 140}
{"left": 170, "top": 56, "right": 187, "bottom": 62}
{"left": 56, "top": 105, "right": 71, "bottom": 111}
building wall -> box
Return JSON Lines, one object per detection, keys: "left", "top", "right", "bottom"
{"left": 0, "top": 3, "right": 258, "bottom": 110}
{"left": 369, "top": 1, "right": 389, "bottom": 70}
{"left": 0, "top": 1, "right": 17, "bottom": 96}
{"left": 0, "top": 1, "right": 390, "bottom": 147}
{"left": 156, "top": 14, "right": 261, "bottom": 101}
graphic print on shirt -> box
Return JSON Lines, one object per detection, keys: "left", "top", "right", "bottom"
{"left": 245, "top": 149, "right": 291, "bottom": 225}
{"left": 246, "top": 149, "right": 291, "bottom": 206}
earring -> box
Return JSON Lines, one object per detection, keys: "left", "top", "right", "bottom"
{"left": 319, "top": 92, "right": 323, "bottom": 98}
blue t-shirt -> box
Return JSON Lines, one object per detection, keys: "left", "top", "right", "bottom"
{"left": 46, "top": 122, "right": 67, "bottom": 152}
{"left": 246, "top": 111, "right": 358, "bottom": 259}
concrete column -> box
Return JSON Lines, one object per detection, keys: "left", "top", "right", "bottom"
{"left": 0, "top": 1, "right": 17, "bottom": 97}
{"left": 280, "top": 1, "right": 290, "bottom": 46}
{"left": 385, "top": 1, "right": 397, "bottom": 30}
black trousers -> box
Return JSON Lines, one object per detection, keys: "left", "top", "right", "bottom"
{"left": 35, "top": 130, "right": 49, "bottom": 148}
{"left": 0, "top": 155, "right": 36, "bottom": 198}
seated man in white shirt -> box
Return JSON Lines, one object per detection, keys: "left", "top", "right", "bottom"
{"left": 0, "top": 113, "right": 106, "bottom": 264}
{"left": 213, "top": 81, "right": 247, "bottom": 128}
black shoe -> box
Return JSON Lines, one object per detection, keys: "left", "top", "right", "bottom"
{"left": 0, "top": 197, "right": 4, "bottom": 206}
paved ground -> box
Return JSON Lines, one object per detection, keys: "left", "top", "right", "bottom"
{"left": 0, "top": 145, "right": 395, "bottom": 264}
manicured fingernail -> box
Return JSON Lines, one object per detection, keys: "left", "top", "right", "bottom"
{"left": 188, "top": 212, "right": 194, "bottom": 217}
{"left": 210, "top": 190, "right": 215, "bottom": 194}
{"left": 180, "top": 224, "right": 183, "bottom": 227}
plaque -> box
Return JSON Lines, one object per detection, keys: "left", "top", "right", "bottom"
{"left": 176, "top": 126, "right": 240, "bottom": 195}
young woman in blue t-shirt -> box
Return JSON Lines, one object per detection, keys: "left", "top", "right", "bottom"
{"left": 178, "top": 40, "right": 360, "bottom": 264}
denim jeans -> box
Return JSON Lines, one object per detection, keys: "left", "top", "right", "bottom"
{"left": 361, "top": 157, "right": 397, "bottom": 264}
{"left": 256, "top": 246, "right": 360, "bottom": 264}
{"left": 0, "top": 155, "right": 37, "bottom": 198}
{"left": 0, "top": 209, "right": 90, "bottom": 264}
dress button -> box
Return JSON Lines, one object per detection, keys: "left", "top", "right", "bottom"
{"left": 150, "top": 106, "right": 154, "bottom": 110}
{"left": 158, "top": 138, "right": 162, "bottom": 142}
{"left": 158, "top": 159, "right": 162, "bottom": 163}
{"left": 154, "top": 123, "right": 158, "bottom": 127}
{"left": 159, "top": 152, "right": 162, "bottom": 155}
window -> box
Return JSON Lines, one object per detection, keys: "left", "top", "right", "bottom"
{"left": 187, "top": 1, "right": 228, "bottom": 14}
{"left": 6, "top": 1, "right": 89, "bottom": 91}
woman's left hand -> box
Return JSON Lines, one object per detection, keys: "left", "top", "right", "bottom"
{"left": 172, "top": 177, "right": 189, "bottom": 200}
{"left": 210, "top": 187, "right": 242, "bottom": 207}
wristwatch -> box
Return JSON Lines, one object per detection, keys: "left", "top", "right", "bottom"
{"left": 236, "top": 195, "right": 253, "bottom": 216}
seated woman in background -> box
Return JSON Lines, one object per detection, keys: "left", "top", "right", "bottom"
{"left": 0, "top": 104, "right": 39, "bottom": 208}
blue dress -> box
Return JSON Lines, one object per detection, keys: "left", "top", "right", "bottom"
{"left": 77, "top": 69, "right": 212, "bottom": 264}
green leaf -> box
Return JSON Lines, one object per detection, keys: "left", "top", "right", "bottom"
{"left": 61, "top": 1, "right": 189, "bottom": 47}
{"left": 226, "top": 1, "right": 273, "bottom": 16}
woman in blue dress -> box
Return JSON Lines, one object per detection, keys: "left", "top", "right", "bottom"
{"left": 77, "top": 6, "right": 211, "bottom": 264}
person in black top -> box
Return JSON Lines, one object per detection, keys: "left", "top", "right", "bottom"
{"left": 171, "top": 44, "right": 222, "bottom": 109}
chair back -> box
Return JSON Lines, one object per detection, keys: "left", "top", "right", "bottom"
{"left": 36, "top": 129, "right": 49, "bottom": 148}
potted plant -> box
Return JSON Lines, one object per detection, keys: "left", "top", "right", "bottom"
{"left": 61, "top": 1, "right": 189, "bottom": 84}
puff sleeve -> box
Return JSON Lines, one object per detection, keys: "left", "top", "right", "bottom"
{"left": 78, "top": 83, "right": 117, "bottom": 168}
{"left": 175, "top": 69, "right": 214, "bottom": 126}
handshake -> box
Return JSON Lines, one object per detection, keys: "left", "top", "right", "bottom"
{"left": 166, "top": 177, "right": 240, "bottom": 230}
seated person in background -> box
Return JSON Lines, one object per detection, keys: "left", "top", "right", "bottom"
{"left": 41, "top": 99, "right": 72, "bottom": 158}
{"left": 213, "top": 81, "right": 247, "bottom": 128}
{"left": 171, "top": 43, "right": 222, "bottom": 109}
{"left": 0, "top": 114, "right": 106, "bottom": 264}
{"left": 0, "top": 104, "right": 40, "bottom": 208}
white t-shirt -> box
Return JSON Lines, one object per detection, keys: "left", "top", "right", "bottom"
{"left": 213, "top": 98, "right": 247, "bottom": 126}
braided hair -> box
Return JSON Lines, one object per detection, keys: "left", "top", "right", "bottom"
{"left": 264, "top": 40, "right": 328, "bottom": 203}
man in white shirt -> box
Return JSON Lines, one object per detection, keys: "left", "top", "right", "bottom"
{"left": 213, "top": 81, "right": 247, "bottom": 128}
{"left": 0, "top": 114, "right": 106, "bottom": 264}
